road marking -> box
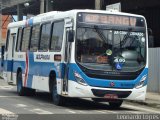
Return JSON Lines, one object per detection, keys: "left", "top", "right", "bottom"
{"left": 0, "top": 86, "right": 14, "bottom": 90}
{"left": 123, "top": 104, "right": 160, "bottom": 114}
{"left": 16, "top": 104, "right": 28, "bottom": 107}
{"left": 102, "top": 110, "right": 117, "bottom": 114}
{"left": 77, "top": 110, "right": 85, "bottom": 113}
{"left": 0, "top": 108, "right": 14, "bottom": 114}
{"left": 68, "top": 110, "right": 76, "bottom": 114}
{"left": 95, "top": 110, "right": 106, "bottom": 114}
{"left": 30, "top": 108, "right": 53, "bottom": 114}
{"left": 66, "top": 109, "right": 76, "bottom": 114}
{"left": 0, "top": 96, "right": 19, "bottom": 98}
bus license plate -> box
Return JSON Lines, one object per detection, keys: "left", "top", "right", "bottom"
{"left": 104, "top": 94, "right": 118, "bottom": 99}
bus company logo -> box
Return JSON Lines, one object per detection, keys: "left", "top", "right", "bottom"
{"left": 103, "top": 71, "right": 120, "bottom": 75}
{"left": 110, "top": 82, "right": 115, "bottom": 87}
{"left": 36, "top": 54, "right": 50, "bottom": 60}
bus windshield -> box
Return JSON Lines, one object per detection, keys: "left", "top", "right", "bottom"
{"left": 76, "top": 27, "right": 146, "bottom": 72}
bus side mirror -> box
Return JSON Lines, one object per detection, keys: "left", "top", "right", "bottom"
{"left": 68, "top": 30, "right": 74, "bottom": 42}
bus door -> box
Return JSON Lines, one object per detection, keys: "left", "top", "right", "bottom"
{"left": 4, "top": 29, "right": 17, "bottom": 83}
{"left": 1, "top": 45, "right": 5, "bottom": 72}
{"left": 62, "top": 18, "right": 73, "bottom": 94}
{"left": 10, "top": 33, "right": 16, "bottom": 82}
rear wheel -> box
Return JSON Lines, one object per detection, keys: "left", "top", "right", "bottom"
{"left": 52, "top": 82, "right": 65, "bottom": 106}
{"left": 109, "top": 100, "right": 123, "bottom": 108}
{"left": 17, "top": 71, "right": 27, "bottom": 96}
{"left": 26, "top": 88, "right": 36, "bottom": 96}
{"left": 17, "top": 71, "right": 35, "bottom": 96}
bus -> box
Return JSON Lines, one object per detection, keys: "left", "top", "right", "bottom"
{"left": 3, "top": 9, "right": 148, "bottom": 108}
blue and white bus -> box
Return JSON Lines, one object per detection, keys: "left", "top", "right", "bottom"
{"left": 3, "top": 10, "right": 148, "bottom": 107}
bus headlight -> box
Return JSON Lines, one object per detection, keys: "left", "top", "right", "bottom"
{"left": 135, "top": 75, "right": 147, "bottom": 89}
{"left": 74, "top": 72, "right": 88, "bottom": 86}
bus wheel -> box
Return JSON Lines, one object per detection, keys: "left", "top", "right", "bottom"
{"left": 52, "top": 82, "right": 64, "bottom": 106}
{"left": 17, "top": 71, "right": 27, "bottom": 96}
{"left": 109, "top": 100, "right": 123, "bottom": 108}
{"left": 26, "top": 88, "right": 36, "bottom": 96}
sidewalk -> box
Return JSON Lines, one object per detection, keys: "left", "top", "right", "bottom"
{"left": 145, "top": 92, "right": 160, "bottom": 106}
{"left": 129, "top": 92, "right": 160, "bottom": 109}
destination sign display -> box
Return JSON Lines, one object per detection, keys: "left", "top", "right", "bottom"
{"left": 78, "top": 13, "right": 145, "bottom": 27}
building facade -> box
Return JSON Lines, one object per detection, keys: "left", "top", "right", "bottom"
{"left": 0, "top": 15, "right": 11, "bottom": 43}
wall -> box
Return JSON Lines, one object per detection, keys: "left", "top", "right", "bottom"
{"left": 0, "top": 15, "right": 11, "bottom": 45}
{"left": 148, "top": 48, "right": 160, "bottom": 93}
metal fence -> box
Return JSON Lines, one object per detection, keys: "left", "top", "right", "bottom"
{"left": 148, "top": 48, "right": 160, "bottom": 93}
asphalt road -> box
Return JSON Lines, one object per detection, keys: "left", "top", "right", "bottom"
{"left": 0, "top": 79, "right": 160, "bottom": 120}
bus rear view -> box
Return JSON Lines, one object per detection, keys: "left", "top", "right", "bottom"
{"left": 69, "top": 12, "right": 148, "bottom": 108}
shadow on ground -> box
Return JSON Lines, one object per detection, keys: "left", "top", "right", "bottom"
{"left": 1, "top": 87, "right": 136, "bottom": 111}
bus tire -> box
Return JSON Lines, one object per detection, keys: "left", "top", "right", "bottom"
{"left": 26, "top": 88, "right": 36, "bottom": 96}
{"left": 17, "top": 71, "right": 27, "bottom": 96}
{"left": 109, "top": 100, "right": 123, "bottom": 108}
{"left": 52, "top": 82, "right": 64, "bottom": 106}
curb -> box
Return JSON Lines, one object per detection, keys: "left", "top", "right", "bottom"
{"left": 126, "top": 99, "right": 160, "bottom": 109}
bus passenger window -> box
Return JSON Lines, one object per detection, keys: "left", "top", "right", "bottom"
{"left": 39, "top": 23, "right": 51, "bottom": 51}
{"left": 50, "top": 21, "right": 64, "bottom": 51}
{"left": 30, "top": 25, "right": 40, "bottom": 52}
{"left": 16, "top": 28, "right": 23, "bottom": 51}
{"left": 21, "top": 27, "right": 31, "bottom": 52}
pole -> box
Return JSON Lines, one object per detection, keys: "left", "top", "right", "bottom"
{"left": 17, "top": 4, "right": 23, "bottom": 21}
{"left": 46, "top": 0, "right": 52, "bottom": 12}
{"left": 95, "top": 0, "right": 103, "bottom": 10}
{"left": 40, "top": 0, "right": 45, "bottom": 13}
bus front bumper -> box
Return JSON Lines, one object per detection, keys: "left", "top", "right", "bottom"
{"left": 67, "top": 80, "right": 147, "bottom": 101}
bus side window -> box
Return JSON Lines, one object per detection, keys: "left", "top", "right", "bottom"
{"left": 21, "top": 27, "right": 31, "bottom": 52}
{"left": 16, "top": 28, "right": 23, "bottom": 51}
{"left": 39, "top": 23, "right": 51, "bottom": 52}
{"left": 5, "top": 30, "right": 10, "bottom": 51}
{"left": 30, "top": 25, "right": 40, "bottom": 52}
{"left": 50, "top": 21, "right": 64, "bottom": 51}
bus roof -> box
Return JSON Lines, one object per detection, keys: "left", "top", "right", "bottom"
{"left": 8, "top": 9, "right": 145, "bottom": 28}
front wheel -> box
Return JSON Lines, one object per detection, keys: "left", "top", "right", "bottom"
{"left": 109, "top": 100, "right": 123, "bottom": 108}
{"left": 52, "top": 83, "right": 65, "bottom": 106}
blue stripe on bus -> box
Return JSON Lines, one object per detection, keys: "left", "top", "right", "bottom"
{"left": 3, "top": 60, "right": 14, "bottom": 72}
{"left": 4, "top": 54, "right": 148, "bottom": 89}
{"left": 3, "top": 52, "right": 63, "bottom": 88}
{"left": 4, "top": 60, "right": 61, "bottom": 76}
{"left": 68, "top": 63, "right": 148, "bottom": 89}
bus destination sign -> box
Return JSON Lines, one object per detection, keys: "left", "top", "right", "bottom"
{"left": 78, "top": 13, "right": 145, "bottom": 27}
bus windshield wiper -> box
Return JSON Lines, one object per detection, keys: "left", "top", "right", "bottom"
{"left": 119, "top": 31, "right": 145, "bottom": 64}
{"left": 94, "top": 25, "right": 108, "bottom": 44}
{"left": 93, "top": 26, "right": 115, "bottom": 69}
{"left": 119, "top": 29, "right": 132, "bottom": 46}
